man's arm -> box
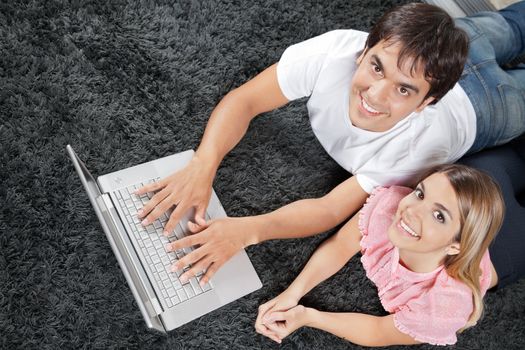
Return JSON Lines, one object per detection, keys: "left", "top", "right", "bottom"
{"left": 136, "top": 64, "right": 289, "bottom": 232}
{"left": 171, "top": 176, "right": 368, "bottom": 284}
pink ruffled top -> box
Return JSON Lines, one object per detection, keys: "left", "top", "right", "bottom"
{"left": 359, "top": 186, "right": 492, "bottom": 346}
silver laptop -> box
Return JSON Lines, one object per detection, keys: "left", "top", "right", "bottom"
{"left": 66, "top": 145, "right": 262, "bottom": 332}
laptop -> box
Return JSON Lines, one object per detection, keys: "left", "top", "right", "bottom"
{"left": 66, "top": 145, "right": 262, "bottom": 332}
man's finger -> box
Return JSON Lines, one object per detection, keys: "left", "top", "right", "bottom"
{"left": 138, "top": 187, "right": 170, "bottom": 219}
{"left": 195, "top": 206, "right": 208, "bottom": 226}
{"left": 134, "top": 180, "right": 163, "bottom": 195}
{"left": 187, "top": 220, "right": 207, "bottom": 233}
{"left": 142, "top": 196, "right": 172, "bottom": 226}
{"left": 163, "top": 200, "right": 190, "bottom": 235}
{"left": 163, "top": 201, "right": 189, "bottom": 236}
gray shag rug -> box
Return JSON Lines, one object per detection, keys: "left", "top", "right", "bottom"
{"left": 1, "top": 0, "right": 524, "bottom": 349}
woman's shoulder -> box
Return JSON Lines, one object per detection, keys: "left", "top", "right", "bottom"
{"left": 359, "top": 186, "right": 412, "bottom": 235}
{"left": 393, "top": 271, "right": 474, "bottom": 345}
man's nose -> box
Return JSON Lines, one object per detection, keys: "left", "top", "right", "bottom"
{"left": 368, "top": 80, "right": 389, "bottom": 104}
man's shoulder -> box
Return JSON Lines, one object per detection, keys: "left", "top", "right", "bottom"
{"left": 323, "top": 29, "right": 368, "bottom": 53}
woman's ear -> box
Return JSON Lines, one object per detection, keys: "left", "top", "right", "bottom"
{"left": 445, "top": 242, "right": 461, "bottom": 256}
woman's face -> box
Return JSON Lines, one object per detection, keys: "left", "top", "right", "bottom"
{"left": 388, "top": 173, "right": 462, "bottom": 256}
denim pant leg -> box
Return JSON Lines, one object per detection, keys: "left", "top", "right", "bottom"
{"left": 455, "top": 6, "right": 525, "bottom": 154}
{"left": 458, "top": 138, "right": 525, "bottom": 288}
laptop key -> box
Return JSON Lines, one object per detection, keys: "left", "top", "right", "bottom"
{"left": 171, "top": 295, "right": 180, "bottom": 305}
{"left": 189, "top": 277, "right": 202, "bottom": 294}
{"left": 184, "top": 284, "right": 195, "bottom": 298}
{"left": 120, "top": 189, "right": 130, "bottom": 199}
{"left": 177, "top": 289, "right": 187, "bottom": 302}
{"left": 171, "top": 279, "right": 182, "bottom": 290}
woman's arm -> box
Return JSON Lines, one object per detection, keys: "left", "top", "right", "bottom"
{"left": 255, "top": 213, "right": 363, "bottom": 340}
{"left": 265, "top": 309, "right": 420, "bottom": 346}
{"left": 282, "top": 212, "right": 363, "bottom": 298}
{"left": 307, "top": 312, "right": 419, "bottom": 346}
{"left": 171, "top": 176, "right": 368, "bottom": 283}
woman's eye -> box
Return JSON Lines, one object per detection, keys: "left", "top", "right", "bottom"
{"left": 433, "top": 211, "right": 445, "bottom": 223}
{"left": 414, "top": 188, "right": 424, "bottom": 199}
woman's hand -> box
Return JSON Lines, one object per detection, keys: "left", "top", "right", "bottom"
{"left": 261, "top": 305, "right": 312, "bottom": 343}
{"left": 255, "top": 290, "right": 302, "bottom": 342}
{"left": 166, "top": 216, "right": 259, "bottom": 285}
{"left": 135, "top": 155, "right": 215, "bottom": 234}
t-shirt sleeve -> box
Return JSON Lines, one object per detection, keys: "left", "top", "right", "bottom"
{"left": 356, "top": 173, "right": 380, "bottom": 194}
{"left": 276, "top": 30, "right": 344, "bottom": 101}
{"left": 393, "top": 281, "right": 473, "bottom": 346}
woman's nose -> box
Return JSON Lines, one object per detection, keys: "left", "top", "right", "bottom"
{"left": 405, "top": 202, "right": 422, "bottom": 220}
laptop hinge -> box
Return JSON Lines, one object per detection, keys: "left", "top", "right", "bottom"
{"left": 96, "top": 194, "right": 164, "bottom": 317}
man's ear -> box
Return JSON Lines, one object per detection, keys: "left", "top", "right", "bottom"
{"left": 445, "top": 242, "right": 461, "bottom": 256}
{"left": 415, "top": 95, "right": 436, "bottom": 112}
{"left": 356, "top": 48, "right": 368, "bottom": 65}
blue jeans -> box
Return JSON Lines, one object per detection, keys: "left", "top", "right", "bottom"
{"left": 459, "top": 135, "right": 525, "bottom": 288}
{"left": 455, "top": 1, "right": 525, "bottom": 154}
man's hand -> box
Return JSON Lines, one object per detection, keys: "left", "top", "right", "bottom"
{"left": 135, "top": 155, "right": 215, "bottom": 234}
{"left": 255, "top": 290, "right": 302, "bottom": 343}
{"left": 166, "top": 216, "right": 258, "bottom": 286}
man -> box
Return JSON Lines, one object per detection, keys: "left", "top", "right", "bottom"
{"left": 135, "top": 2, "right": 525, "bottom": 285}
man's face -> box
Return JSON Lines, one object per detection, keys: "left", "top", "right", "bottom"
{"left": 349, "top": 40, "right": 435, "bottom": 132}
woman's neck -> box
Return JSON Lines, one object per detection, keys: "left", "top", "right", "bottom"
{"left": 397, "top": 248, "right": 446, "bottom": 273}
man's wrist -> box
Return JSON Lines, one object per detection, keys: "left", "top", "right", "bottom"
{"left": 194, "top": 148, "right": 221, "bottom": 172}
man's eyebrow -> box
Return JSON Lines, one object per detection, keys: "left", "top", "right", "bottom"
{"left": 371, "top": 54, "right": 420, "bottom": 94}
{"left": 400, "top": 82, "right": 419, "bottom": 94}
{"left": 371, "top": 54, "right": 384, "bottom": 72}
{"left": 420, "top": 182, "right": 453, "bottom": 221}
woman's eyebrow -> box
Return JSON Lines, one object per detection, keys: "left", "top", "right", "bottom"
{"left": 435, "top": 202, "right": 453, "bottom": 221}
{"left": 421, "top": 181, "right": 453, "bottom": 221}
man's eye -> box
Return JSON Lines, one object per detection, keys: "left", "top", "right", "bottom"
{"left": 399, "top": 87, "right": 409, "bottom": 96}
{"left": 433, "top": 211, "right": 445, "bottom": 223}
{"left": 414, "top": 188, "right": 424, "bottom": 199}
{"left": 372, "top": 64, "right": 381, "bottom": 73}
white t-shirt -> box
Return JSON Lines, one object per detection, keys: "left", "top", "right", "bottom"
{"left": 276, "top": 30, "right": 477, "bottom": 193}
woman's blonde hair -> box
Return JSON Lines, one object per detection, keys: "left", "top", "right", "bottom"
{"left": 420, "top": 164, "right": 505, "bottom": 331}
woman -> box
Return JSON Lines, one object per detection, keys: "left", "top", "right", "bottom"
{"left": 255, "top": 164, "right": 505, "bottom": 346}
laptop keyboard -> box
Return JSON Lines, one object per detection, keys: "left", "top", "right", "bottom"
{"left": 113, "top": 178, "right": 213, "bottom": 310}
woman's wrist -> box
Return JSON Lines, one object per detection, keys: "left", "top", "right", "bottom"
{"left": 283, "top": 284, "right": 306, "bottom": 303}
{"left": 302, "top": 307, "right": 318, "bottom": 328}
{"left": 246, "top": 214, "right": 271, "bottom": 246}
